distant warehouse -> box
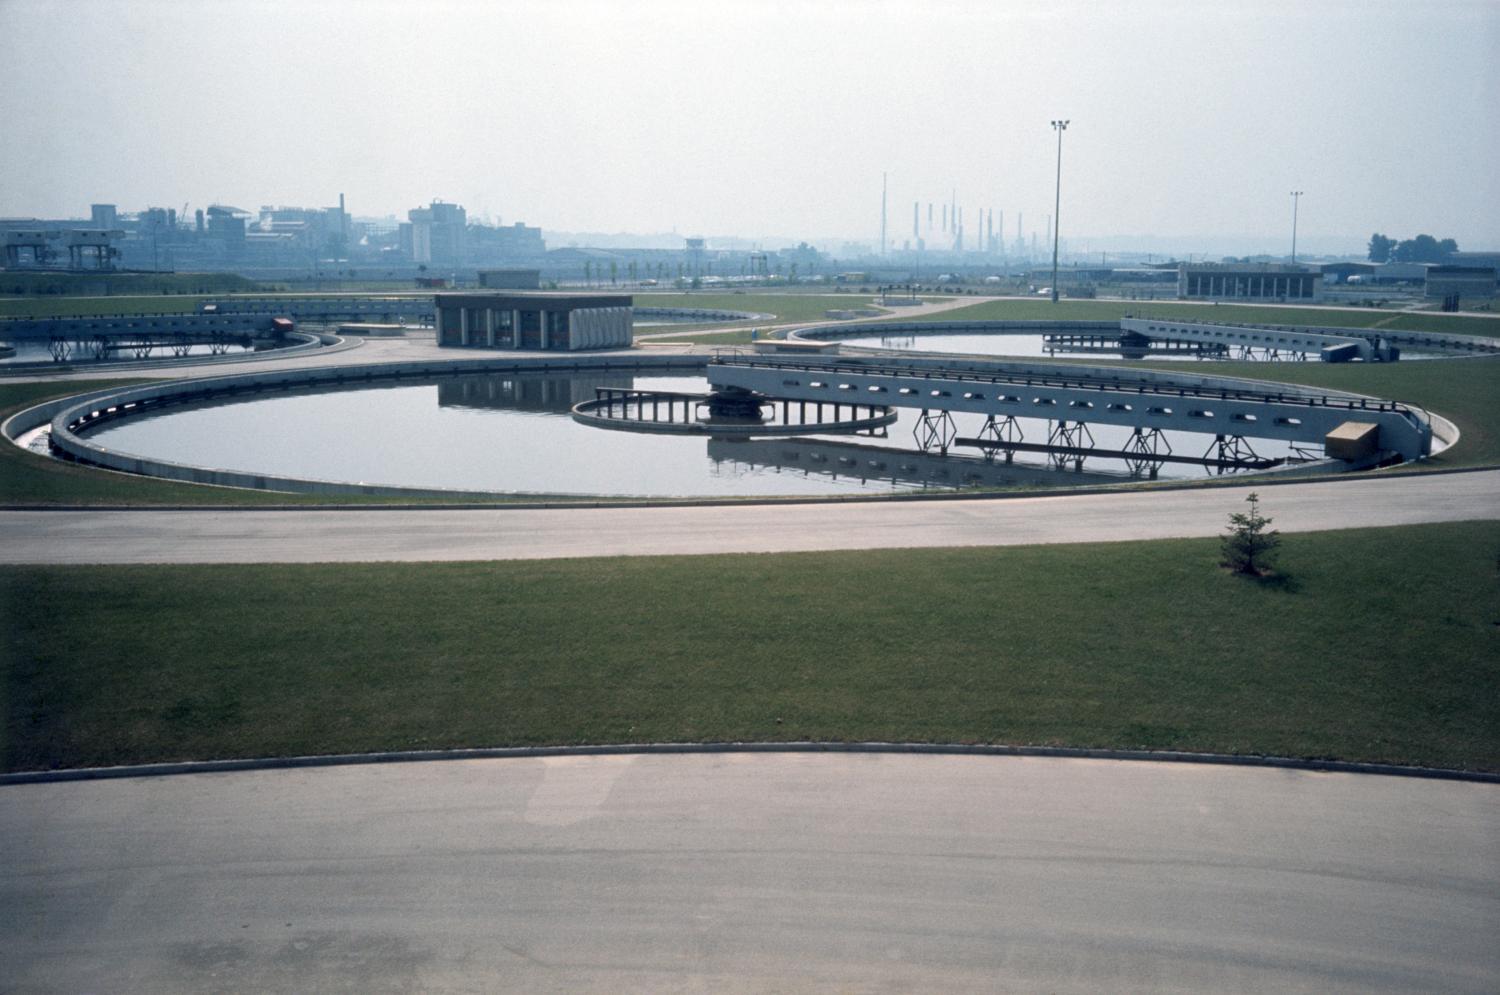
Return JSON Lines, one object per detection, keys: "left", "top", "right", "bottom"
{"left": 434, "top": 291, "right": 632, "bottom": 350}
{"left": 1178, "top": 262, "right": 1322, "bottom": 301}
{"left": 1424, "top": 265, "right": 1497, "bottom": 300}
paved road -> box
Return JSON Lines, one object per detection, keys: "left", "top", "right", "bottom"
{"left": 3, "top": 469, "right": 1496, "bottom": 564}
{"left": 634, "top": 292, "right": 981, "bottom": 341}
{"left": 2, "top": 754, "right": 1495, "bottom": 993}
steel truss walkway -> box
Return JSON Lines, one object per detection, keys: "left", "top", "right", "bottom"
{"left": 706, "top": 353, "right": 1432, "bottom": 460}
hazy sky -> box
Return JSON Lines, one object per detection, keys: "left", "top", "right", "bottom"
{"left": 2, "top": 0, "right": 1496, "bottom": 253}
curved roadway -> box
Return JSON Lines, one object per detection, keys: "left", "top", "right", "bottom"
{"left": 2, "top": 469, "right": 1496, "bottom": 564}
{"left": 3, "top": 754, "right": 1496, "bottom": 992}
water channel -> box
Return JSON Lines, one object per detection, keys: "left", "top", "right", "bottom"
{"left": 74, "top": 370, "right": 1305, "bottom": 497}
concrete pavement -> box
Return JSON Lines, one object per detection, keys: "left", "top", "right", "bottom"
{"left": 3, "top": 469, "right": 1496, "bottom": 564}
{"left": 2, "top": 753, "right": 1495, "bottom": 993}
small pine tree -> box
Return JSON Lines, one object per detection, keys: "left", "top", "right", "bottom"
{"left": 1222, "top": 492, "right": 1280, "bottom": 576}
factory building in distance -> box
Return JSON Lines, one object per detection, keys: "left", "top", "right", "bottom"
{"left": 434, "top": 291, "right": 633, "bottom": 350}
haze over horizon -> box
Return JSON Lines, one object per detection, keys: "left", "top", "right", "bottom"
{"left": 2, "top": 0, "right": 1496, "bottom": 257}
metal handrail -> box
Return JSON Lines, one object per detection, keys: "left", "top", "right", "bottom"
{"left": 708, "top": 354, "right": 1423, "bottom": 422}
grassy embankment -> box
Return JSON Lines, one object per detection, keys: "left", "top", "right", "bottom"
{"left": 0, "top": 271, "right": 267, "bottom": 306}
{"left": 905, "top": 297, "right": 1500, "bottom": 337}
{"left": 0, "top": 295, "right": 207, "bottom": 319}
{"left": 649, "top": 294, "right": 1500, "bottom": 345}
{"left": 0, "top": 287, "right": 430, "bottom": 319}
{"left": 4, "top": 521, "right": 1497, "bottom": 773}
{"left": 633, "top": 291, "right": 887, "bottom": 343}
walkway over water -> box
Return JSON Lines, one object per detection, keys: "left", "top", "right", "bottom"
{"left": 707, "top": 353, "right": 1433, "bottom": 460}
{"left": 792, "top": 316, "right": 1500, "bottom": 363}
{"left": 1120, "top": 316, "right": 1390, "bottom": 362}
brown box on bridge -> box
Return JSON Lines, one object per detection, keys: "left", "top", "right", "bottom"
{"left": 1324, "top": 421, "right": 1380, "bottom": 461}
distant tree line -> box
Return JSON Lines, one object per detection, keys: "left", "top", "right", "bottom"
{"left": 1367, "top": 233, "right": 1459, "bottom": 264}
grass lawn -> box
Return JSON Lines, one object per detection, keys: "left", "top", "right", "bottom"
{"left": 635, "top": 292, "right": 887, "bottom": 330}
{"left": 4, "top": 521, "right": 1498, "bottom": 773}
{"left": 0, "top": 272, "right": 266, "bottom": 306}
{"left": 0, "top": 295, "right": 208, "bottom": 319}
{"left": 642, "top": 328, "right": 766, "bottom": 346}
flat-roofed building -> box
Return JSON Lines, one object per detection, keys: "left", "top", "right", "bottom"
{"left": 1178, "top": 262, "right": 1322, "bottom": 301}
{"left": 434, "top": 291, "right": 632, "bottom": 350}
{"left": 1425, "top": 265, "right": 1497, "bottom": 299}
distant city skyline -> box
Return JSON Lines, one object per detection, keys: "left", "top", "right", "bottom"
{"left": 2, "top": 0, "right": 1496, "bottom": 253}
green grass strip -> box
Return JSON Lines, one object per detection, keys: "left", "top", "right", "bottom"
{"left": 917, "top": 298, "right": 1500, "bottom": 337}
{"left": 4, "top": 521, "right": 1498, "bottom": 773}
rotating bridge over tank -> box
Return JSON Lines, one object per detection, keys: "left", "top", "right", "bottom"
{"left": 707, "top": 352, "right": 1433, "bottom": 465}
{"left": 788, "top": 317, "right": 1500, "bottom": 363}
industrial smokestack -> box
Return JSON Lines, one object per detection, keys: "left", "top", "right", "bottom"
{"left": 913, "top": 201, "right": 919, "bottom": 239}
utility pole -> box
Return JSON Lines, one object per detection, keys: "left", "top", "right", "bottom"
{"left": 1290, "top": 190, "right": 1304, "bottom": 263}
{"left": 1050, "top": 119, "right": 1070, "bottom": 303}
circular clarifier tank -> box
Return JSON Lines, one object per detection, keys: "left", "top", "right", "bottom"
{"left": 67, "top": 367, "right": 1306, "bottom": 498}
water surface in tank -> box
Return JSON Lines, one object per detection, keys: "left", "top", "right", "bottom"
{"left": 77, "top": 371, "right": 1303, "bottom": 497}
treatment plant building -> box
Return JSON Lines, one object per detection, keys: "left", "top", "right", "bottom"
{"left": 434, "top": 291, "right": 632, "bottom": 350}
{"left": 1177, "top": 262, "right": 1322, "bottom": 302}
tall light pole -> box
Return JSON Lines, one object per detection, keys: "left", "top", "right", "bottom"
{"left": 1290, "top": 190, "right": 1303, "bottom": 263}
{"left": 1050, "top": 119, "right": 1069, "bottom": 303}
{"left": 880, "top": 171, "right": 887, "bottom": 258}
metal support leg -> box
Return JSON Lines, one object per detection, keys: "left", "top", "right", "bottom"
{"left": 913, "top": 409, "right": 958, "bottom": 454}
{"left": 1048, "top": 420, "right": 1095, "bottom": 471}
{"left": 975, "top": 413, "right": 1023, "bottom": 463}
{"left": 1122, "top": 426, "right": 1171, "bottom": 479}
{"left": 1202, "top": 434, "right": 1261, "bottom": 474}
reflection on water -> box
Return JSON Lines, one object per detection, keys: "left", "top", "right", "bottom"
{"left": 80, "top": 371, "right": 1298, "bottom": 497}
{"left": 0, "top": 339, "right": 258, "bottom": 365}
{"left": 705, "top": 436, "right": 1124, "bottom": 489}
{"left": 438, "top": 373, "right": 635, "bottom": 412}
